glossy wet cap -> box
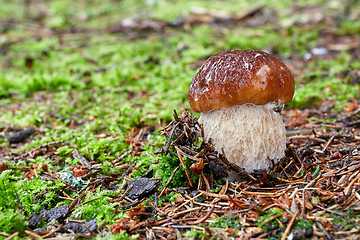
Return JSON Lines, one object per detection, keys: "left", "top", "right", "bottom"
{"left": 188, "top": 50, "right": 295, "bottom": 113}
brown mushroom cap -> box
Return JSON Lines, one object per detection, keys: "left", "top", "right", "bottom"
{"left": 189, "top": 50, "right": 295, "bottom": 113}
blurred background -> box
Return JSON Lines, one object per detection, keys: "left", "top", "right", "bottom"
{"left": 1, "top": 0, "right": 360, "bottom": 123}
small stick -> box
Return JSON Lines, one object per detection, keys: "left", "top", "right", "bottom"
{"left": 87, "top": 147, "right": 92, "bottom": 162}
{"left": 159, "top": 207, "right": 202, "bottom": 219}
{"left": 208, "top": 228, "right": 228, "bottom": 240}
{"left": 304, "top": 173, "right": 322, "bottom": 188}
{"left": 281, "top": 210, "right": 299, "bottom": 240}
{"left": 69, "top": 187, "right": 90, "bottom": 210}
{"left": 197, "top": 174, "right": 203, "bottom": 190}
{"left": 41, "top": 225, "right": 61, "bottom": 238}
{"left": 81, "top": 223, "right": 96, "bottom": 236}
{"left": 152, "top": 227, "right": 175, "bottom": 233}
{"left": 344, "top": 170, "right": 360, "bottom": 195}
{"left": 175, "top": 146, "right": 193, "bottom": 188}
{"left": 113, "top": 150, "right": 132, "bottom": 165}
{"left": 291, "top": 147, "right": 304, "bottom": 177}
{"left": 201, "top": 172, "right": 210, "bottom": 191}
{"left": 282, "top": 158, "right": 295, "bottom": 172}
{"left": 322, "top": 135, "right": 335, "bottom": 152}
{"left": 146, "top": 198, "right": 161, "bottom": 213}
{"left": 175, "top": 146, "right": 201, "bottom": 161}
{"left": 261, "top": 212, "right": 286, "bottom": 225}
{"left": 4, "top": 232, "right": 18, "bottom": 240}
{"left": 72, "top": 197, "right": 103, "bottom": 211}
{"left": 173, "top": 109, "right": 180, "bottom": 121}
{"left": 72, "top": 149, "right": 92, "bottom": 168}
{"left": 159, "top": 166, "right": 180, "bottom": 198}
{"left": 189, "top": 206, "right": 215, "bottom": 225}
{"left": 118, "top": 185, "right": 134, "bottom": 201}
{"left": 316, "top": 205, "right": 351, "bottom": 216}
{"left": 164, "top": 122, "right": 179, "bottom": 154}
{"left": 169, "top": 192, "right": 204, "bottom": 215}
{"left": 155, "top": 234, "right": 167, "bottom": 240}
{"left": 25, "top": 230, "right": 43, "bottom": 240}
{"left": 59, "top": 196, "right": 75, "bottom": 201}
{"left": 209, "top": 232, "right": 219, "bottom": 240}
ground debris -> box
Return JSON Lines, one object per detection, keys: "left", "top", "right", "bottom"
{"left": 58, "top": 219, "right": 97, "bottom": 235}
{"left": 135, "top": 109, "right": 360, "bottom": 239}
{"left": 4, "top": 108, "right": 360, "bottom": 239}
{"left": 125, "top": 177, "right": 160, "bottom": 200}
{"left": 43, "top": 205, "right": 69, "bottom": 223}
{"left": 5, "top": 127, "right": 35, "bottom": 143}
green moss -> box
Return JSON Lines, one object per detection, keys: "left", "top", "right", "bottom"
{"left": 290, "top": 76, "right": 360, "bottom": 111}
{"left": 210, "top": 215, "right": 243, "bottom": 229}
{"left": 154, "top": 153, "right": 187, "bottom": 188}
{"left": 183, "top": 228, "right": 207, "bottom": 238}
{"left": 70, "top": 188, "right": 120, "bottom": 224}
{"left": 0, "top": 169, "right": 65, "bottom": 233}
{"left": 331, "top": 214, "right": 359, "bottom": 230}
{"left": 294, "top": 217, "right": 313, "bottom": 231}
{"left": 258, "top": 208, "right": 285, "bottom": 230}
{"left": 95, "top": 230, "right": 139, "bottom": 240}
{"left": 0, "top": 171, "right": 27, "bottom": 233}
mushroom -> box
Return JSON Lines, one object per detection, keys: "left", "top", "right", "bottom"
{"left": 188, "top": 50, "right": 295, "bottom": 172}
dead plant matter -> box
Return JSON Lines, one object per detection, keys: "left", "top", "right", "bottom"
{"left": 147, "top": 109, "right": 360, "bottom": 239}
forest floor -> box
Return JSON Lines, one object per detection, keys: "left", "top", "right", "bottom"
{"left": 1, "top": 0, "right": 360, "bottom": 239}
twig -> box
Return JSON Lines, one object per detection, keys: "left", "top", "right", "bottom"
{"left": 261, "top": 212, "right": 286, "bottom": 226}
{"left": 304, "top": 173, "right": 322, "bottom": 188}
{"left": 159, "top": 207, "right": 202, "bottom": 219}
{"left": 281, "top": 210, "right": 299, "bottom": 240}
{"left": 344, "top": 170, "right": 360, "bottom": 195}
{"left": 72, "top": 149, "right": 92, "bottom": 168}
{"left": 189, "top": 206, "right": 215, "bottom": 225}
{"left": 41, "top": 225, "right": 61, "bottom": 238}
{"left": 4, "top": 232, "right": 18, "bottom": 240}
{"left": 117, "top": 185, "right": 134, "bottom": 202}
{"left": 201, "top": 172, "right": 211, "bottom": 191}
{"left": 175, "top": 146, "right": 193, "bottom": 188}
{"left": 72, "top": 197, "right": 103, "bottom": 211}
{"left": 164, "top": 122, "right": 179, "bottom": 154}
{"left": 146, "top": 197, "right": 161, "bottom": 212}
{"left": 316, "top": 205, "right": 351, "bottom": 216}
{"left": 175, "top": 145, "right": 202, "bottom": 161}
{"left": 69, "top": 187, "right": 91, "bottom": 211}
{"left": 152, "top": 227, "right": 174, "bottom": 233}
{"left": 25, "top": 230, "right": 43, "bottom": 240}
{"left": 81, "top": 223, "right": 96, "bottom": 236}
{"left": 113, "top": 150, "right": 132, "bottom": 165}
{"left": 158, "top": 166, "right": 180, "bottom": 198}
{"left": 321, "top": 135, "right": 335, "bottom": 152}
{"left": 169, "top": 192, "right": 204, "bottom": 215}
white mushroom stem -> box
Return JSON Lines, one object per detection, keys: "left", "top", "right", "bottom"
{"left": 199, "top": 102, "right": 286, "bottom": 172}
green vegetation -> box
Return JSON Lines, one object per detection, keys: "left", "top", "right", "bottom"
{"left": 0, "top": 171, "right": 28, "bottom": 233}
{"left": 0, "top": 169, "right": 64, "bottom": 232}
{"left": 294, "top": 218, "right": 313, "bottom": 231}
{"left": 210, "top": 214, "right": 243, "bottom": 229}
{"left": 182, "top": 228, "right": 207, "bottom": 238}
{"left": 258, "top": 208, "right": 285, "bottom": 230}
{"left": 95, "top": 231, "right": 139, "bottom": 240}
{"left": 70, "top": 188, "right": 121, "bottom": 224}
{"left": 1, "top": 0, "right": 360, "bottom": 238}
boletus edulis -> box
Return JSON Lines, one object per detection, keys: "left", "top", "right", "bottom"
{"left": 188, "top": 50, "right": 295, "bottom": 172}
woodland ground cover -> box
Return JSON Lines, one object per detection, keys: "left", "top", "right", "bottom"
{"left": 1, "top": 0, "right": 360, "bottom": 239}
